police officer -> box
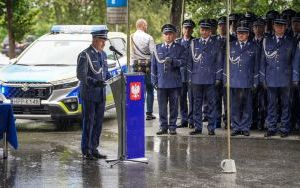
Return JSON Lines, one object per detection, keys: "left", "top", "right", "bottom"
{"left": 77, "top": 28, "right": 111, "bottom": 160}
{"left": 290, "top": 13, "right": 300, "bottom": 131}
{"left": 260, "top": 15, "right": 296, "bottom": 138}
{"left": 252, "top": 18, "right": 267, "bottom": 130}
{"left": 217, "top": 16, "right": 237, "bottom": 129}
{"left": 188, "top": 19, "right": 222, "bottom": 135}
{"left": 265, "top": 10, "right": 280, "bottom": 37}
{"left": 210, "top": 19, "right": 218, "bottom": 39}
{"left": 282, "top": 9, "right": 296, "bottom": 37}
{"left": 201, "top": 18, "right": 219, "bottom": 124}
{"left": 229, "top": 13, "right": 240, "bottom": 37}
{"left": 292, "top": 12, "right": 300, "bottom": 42}
{"left": 292, "top": 41, "right": 300, "bottom": 132}
{"left": 151, "top": 24, "right": 185, "bottom": 135}
{"left": 131, "top": 19, "right": 156, "bottom": 121}
{"left": 175, "top": 19, "right": 195, "bottom": 129}
{"left": 226, "top": 25, "right": 259, "bottom": 136}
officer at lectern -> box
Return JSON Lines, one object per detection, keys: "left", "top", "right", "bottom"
{"left": 76, "top": 27, "right": 111, "bottom": 160}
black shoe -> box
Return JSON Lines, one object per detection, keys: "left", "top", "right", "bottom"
{"left": 83, "top": 153, "right": 96, "bottom": 160}
{"left": 177, "top": 122, "right": 188, "bottom": 128}
{"left": 231, "top": 131, "right": 240, "bottom": 136}
{"left": 188, "top": 123, "right": 195, "bottom": 129}
{"left": 169, "top": 130, "right": 177, "bottom": 135}
{"left": 208, "top": 131, "right": 215, "bottom": 136}
{"left": 202, "top": 117, "right": 208, "bottom": 122}
{"left": 146, "top": 113, "right": 156, "bottom": 120}
{"left": 257, "top": 125, "right": 264, "bottom": 131}
{"left": 189, "top": 129, "right": 202, "bottom": 135}
{"left": 264, "top": 131, "right": 276, "bottom": 137}
{"left": 243, "top": 131, "right": 250, "bottom": 136}
{"left": 280, "top": 132, "right": 289, "bottom": 138}
{"left": 92, "top": 153, "right": 107, "bottom": 159}
{"left": 156, "top": 129, "right": 168, "bottom": 135}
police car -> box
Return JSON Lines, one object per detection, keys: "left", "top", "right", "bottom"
{"left": 0, "top": 25, "right": 127, "bottom": 121}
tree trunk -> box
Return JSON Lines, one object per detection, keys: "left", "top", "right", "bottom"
{"left": 6, "top": 0, "right": 15, "bottom": 58}
{"left": 170, "top": 0, "right": 183, "bottom": 37}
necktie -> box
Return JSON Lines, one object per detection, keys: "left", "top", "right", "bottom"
{"left": 202, "top": 40, "right": 206, "bottom": 45}
{"left": 166, "top": 44, "right": 170, "bottom": 52}
{"left": 241, "top": 42, "right": 245, "bottom": 49}
{"left": 278, "top": 37, "right": 282, "bottom": 44}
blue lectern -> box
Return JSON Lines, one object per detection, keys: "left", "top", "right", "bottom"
{"left": 106, "top": 73, "right": 148, "bottom": 167}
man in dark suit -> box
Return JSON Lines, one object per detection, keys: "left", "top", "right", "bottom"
{"left": 77, "top": 28, "right": 111, "bottom": 160}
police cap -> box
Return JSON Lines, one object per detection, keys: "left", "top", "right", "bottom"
{"left": 273, "top": 14, "right": 288, "bottom": 25}
{"left": 266, "top": 10, "right": 280, "bottom": 21}
{"left": 253, "top": 17, "right": 266, "bottom": 26}
{"left": 91, "top": 29, "right": 108, "bottom": 39}
{"left": 237, "top": 26, "right": 250, "bottom": 33}
{"left": 218, "top": 16, "right": 227, "bottom": 25}
{"left": 161, "top": 24, "right": 177, "bottom": 34}
{"left": 282, "top": 8, "right": 296, "bottom": 19}
{"left": 245, "top": 11, "right": 257, "bottom": 22}
{"left": 292, "top": 12, "right": 300, "bottom": 23}
{"left": 182, "top": 19, "right": 196, "bottom": 28}
{"left": 199, "top": 19, "right": 212, "bottom": 29}
{"left": 210, "top": 19, "right": 218, "bottom": 28}
{"left": 229, "top": 13, "right": 239, "bottom": 21}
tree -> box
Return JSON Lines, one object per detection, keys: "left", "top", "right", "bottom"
{"left": 170, "top": 0, "right": 184, "bottom": 35}
{"left": 0, "top": 0, "right": 38, "bottom": 58}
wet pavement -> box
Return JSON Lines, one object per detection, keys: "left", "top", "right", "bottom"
{"left": 1, "top": 108, "right": 300, "bottom": 188}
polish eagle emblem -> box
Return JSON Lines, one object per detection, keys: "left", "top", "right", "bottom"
{"left": 130, "top": 82, "right": 141, "bottom": 101}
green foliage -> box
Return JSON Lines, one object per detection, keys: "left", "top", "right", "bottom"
{"left": 0, "top": 0, "right": 38, "bottom": 42}
{"left": 129, "top": 0, "right": 170, "bottom": 43}
{"left": 0, "top": 0, "right": 300, "bottom": 43}
{"left": 35, "top": 0, "right": 106, "bottom": 25}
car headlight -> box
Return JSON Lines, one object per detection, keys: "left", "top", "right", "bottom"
{"left": 61, "top": 97, "right": 78, "bottom": 112}
{"left": 51, "top": 78, "right": 79, "bottom": 90}
{"left": 0, "top": 81, "right": 5, "bottom": 94}
{"left": 53, "top": 81, "right": 78, "bottom": 90}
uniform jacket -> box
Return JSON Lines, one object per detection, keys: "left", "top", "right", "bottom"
{"left": 175, "top": 37, "right": 194, "bottom": 82}
{"left": 77, "top": 45, "right": 111, "bottom": 102}
{"left": 223, "top": 40, "right": 259, "bottom": 88}
{"left": 260, "top": 35, "right": 295, "bottom": 87}
{"left": 292, "top": 41, "right": 300, "bottom": 82}
{"left": 188, "top": 37, "right": 222, "bottom": 85}
{"left": 151, "top": 42, "right": 185, "bottom": 88}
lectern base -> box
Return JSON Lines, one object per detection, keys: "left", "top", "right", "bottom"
{"left": 106, "top": 157, "right": 148, "bottom": 168}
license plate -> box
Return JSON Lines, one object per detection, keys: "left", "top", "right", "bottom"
{"left": 12, "top": 98, "right": 41, "bottom": 106}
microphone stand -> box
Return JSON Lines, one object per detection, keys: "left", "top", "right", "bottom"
{"left": 105, "top": 50, "right": 148, "bottom": 168}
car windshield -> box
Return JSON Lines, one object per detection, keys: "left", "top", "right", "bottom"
{"left": 16, "top": 40, "right": 114, "bottom": 66}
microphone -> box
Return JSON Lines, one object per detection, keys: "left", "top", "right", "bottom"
{"left": 109, "top": 46, "right": 123, "bottom": 57}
